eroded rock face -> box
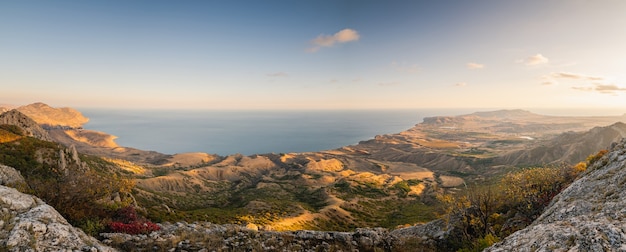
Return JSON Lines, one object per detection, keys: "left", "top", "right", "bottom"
{"left": 0, "top": 186, "right": 116, "bottom": 251}
{"left": 0, "top": 164, "right": 26, "bottom": 187}
{"left": 487, "top": 138, "right": 626, "bottom": 252}
{"left": 0, "top": 110, "right": 52, "bottom": 141}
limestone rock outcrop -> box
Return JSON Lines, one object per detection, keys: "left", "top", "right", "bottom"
{"left": 486, "top": 138, "right": 626, "bottom": 251}
{"left": 0, "top": 185, "right": 116, "bottom": 251}
{"left": 101, "top": 221, "right": 440, "bottom": 251}
{"left": 0, "top": 165, "right": 26, "bottom": 188}
{"left": 0, "top": 109, "right": 52, "bottom": 141}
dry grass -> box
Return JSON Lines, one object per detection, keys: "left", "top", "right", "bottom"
{"left": 415, "top": 139, "right": 461, "bottom": 149}
{"left": 102, "top": 157, "right": 147, "bottom": 175}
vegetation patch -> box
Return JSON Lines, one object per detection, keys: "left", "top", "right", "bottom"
{"left": 437, "top": 150, "right": 605, "bottom": 251}
{"left": 0, "top": 136, "right": 136, "bottom": 235}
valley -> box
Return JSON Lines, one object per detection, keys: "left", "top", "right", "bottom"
{"left": 2, "top": 103, "right": 626, "bottom": 251}
{"left": 7, "top": 103, "right": 626, "bottom": 231}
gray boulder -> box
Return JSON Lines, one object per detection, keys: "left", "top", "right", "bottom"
{"left": 0, "top": 185, "right": 116, "bottom": 251}
{"left": 0, "top": 164, "right": 26, "bottom": 187}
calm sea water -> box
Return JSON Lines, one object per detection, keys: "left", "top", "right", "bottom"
{"left": 80, "top": 108, "right": 626, "bottom": 156}
{"left": 80, "top": 109, "right": 478, "bottom": 155}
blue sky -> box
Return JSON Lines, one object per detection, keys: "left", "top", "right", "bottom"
{"left": 2, "top": 0, "right": 626, "bottom": 110}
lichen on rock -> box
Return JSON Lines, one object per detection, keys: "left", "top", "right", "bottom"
{"left": 0, "top": 186, "right": 116, "bottom": 251}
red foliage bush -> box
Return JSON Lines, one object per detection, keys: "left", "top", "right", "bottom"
{"left": 109, "top": 221, "right": 160, "bottom": 235}
{"left": 115, "top": 206, "right": 139, "bottom": 223}
{"left": 109, "top": 206, "right": 160, "bottom": 234}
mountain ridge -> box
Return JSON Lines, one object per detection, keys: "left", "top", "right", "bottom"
{"left": 16, "top": 102, "right": 89, "bottom": 128}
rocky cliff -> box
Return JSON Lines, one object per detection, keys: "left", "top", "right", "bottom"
{"left": 0, "top": 110, "right": 52, "bottom": 141}
{"left": 0, "top": 185, "right": 116, "bottom": 251}
{"left": 486, "top": 138, "right": 626, "bottom": 251}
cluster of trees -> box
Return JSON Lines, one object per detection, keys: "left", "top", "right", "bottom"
{"left": 438, "top": 149, "right": 608, "bottom": 252}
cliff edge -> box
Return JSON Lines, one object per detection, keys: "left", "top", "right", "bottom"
{"left": 487, "top": 138, "right": 626, "bottom": 251}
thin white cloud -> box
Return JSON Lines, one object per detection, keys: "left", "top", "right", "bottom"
{"left": 466, "top": 62, "right": 484, "bottom": 70}
{"left": 455, "top": 82, "right": 467, "bottom": 87}
{"left": 572, "top": 83, "right": 626, "bottom": 95}
{"left": 267, "top": 72, "right": 289, "bottom": 77}
{"left": 307, "top": 28, "right": 360, "bottom": 53}
{"left": 543, "top": 72, "right": 608, "bottom": 87}
{"left": 552, "top": 72, "right": 603, "bottom": 81}
{"left": 539, "top": 74, "right": 558, "bottom": 86}
{"left": 523, "top": 54, "right": 549, "bottom": 66}
{"left": 596, "top": 84, "right": 626, "bottom": 94}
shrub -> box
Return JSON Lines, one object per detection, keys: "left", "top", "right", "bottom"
{"left": 587, "top": 149, "right": 608, "bottom": 165}
{"left": 500, "top": 166, "right": 568, "bottom": 221}
{"left": 109, "top": 206, "right": 160, "bottom": 234}
{"left": 114, "top": 206, "right": 139, "bottom": 224}
{"left": 0, "top": 124, "right": 24, "bottom": 136}
{"left": 109, "top": 221, "right": 160, "bottom": 235}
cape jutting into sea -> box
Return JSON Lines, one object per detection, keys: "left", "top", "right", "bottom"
{"left": 80, "top": 108, "right": 624, "bottom": 156}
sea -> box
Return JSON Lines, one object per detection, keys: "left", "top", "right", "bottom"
{"left": 80, "top": 108, "right": 626, "bottom": 156}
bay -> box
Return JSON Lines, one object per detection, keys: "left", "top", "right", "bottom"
{"left": 80, "top": 109, "right": 478, "bottom": 155}
{"left": 79, "top": 108, "right": 626, "bottom": 156}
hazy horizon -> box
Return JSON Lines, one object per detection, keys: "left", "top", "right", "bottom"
{"left": 78, "top": 107, "right": 626, "bottom": 155}
{"left": 2, "top": 1, "right": 626, "bottom": 110}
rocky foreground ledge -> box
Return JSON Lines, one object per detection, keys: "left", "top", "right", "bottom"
{"left": 0, "top": 186, "right": 115, "bottom": 252}
{"left": 1, "top": 164, "right": 450, "bottom": 252}
{"left": 100, "top": 220, "right": 450, "bottom": 251}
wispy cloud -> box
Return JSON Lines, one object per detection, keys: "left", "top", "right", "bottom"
{"left": 572, "top": 83, "right": 626, "bottom": 95}
{"left": 267, "top": 72, "right": 289, "bottom": 77}
{"left": 522, "top": 54, "right": 549, "bottom": 66}
{"left": 455, "top": 82, "right": 467, "bottom": 87}
{"left": 595, "top": 84, "right": 626, "bottom": 94}
{"left": 541, "top": 72, "right": 605, "bottom": 87}
{"left": 466, "top": 62, "right": 484, "bottom": 70}
{"left": 307, "top": 28, "right": 360, "bottom": 53}
{"left": 572, "top": 86, "right": 593, "bottom": 91}
{"left": 552, "top": 72, "right": 603, "bottom": 81}
{"left": 392, "top": 61, "right": 419, "bottom": 74}
{"left": 541, "top": 80, "right": 558, "bottom": 86}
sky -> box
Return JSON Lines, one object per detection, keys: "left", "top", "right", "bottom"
{"left": 2, "top": 0, "right": 626, "bottom": 110}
